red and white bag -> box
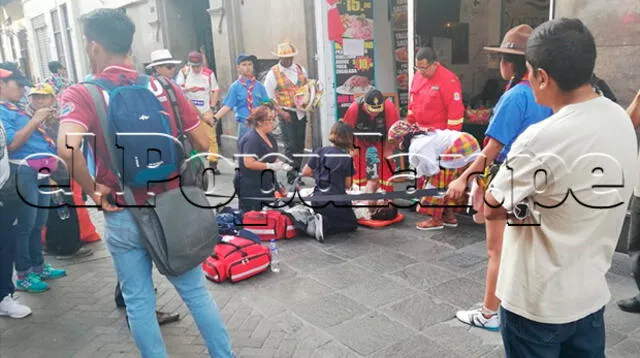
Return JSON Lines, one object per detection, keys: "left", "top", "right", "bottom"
{"left": 242, "top": 210, "right": 298, "bottom": 241}
{"left": 202, "top": 236, "right": 271, "bottom": 283}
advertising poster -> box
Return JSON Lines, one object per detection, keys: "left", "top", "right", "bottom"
{"left": 333, "top": 0, "right": 376, "bottom": 121}
{"left": 390, "top": 0, "right": 409, "bottom": 113}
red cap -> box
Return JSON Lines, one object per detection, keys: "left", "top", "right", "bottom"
{"left": 0, "top": 69, "right": 13, "bottom": 79}
{"left": 188, "top": 51, "right": 203, "bottom": 65}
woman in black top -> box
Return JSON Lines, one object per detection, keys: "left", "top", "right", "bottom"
{"left": 301, "top": 122, "right": 358, "bottom": 241}
{"left": 235, "top": 104, "right": 288, "bottom": 211}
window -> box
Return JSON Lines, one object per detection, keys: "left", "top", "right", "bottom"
{"left": 60, "top": 4, "right": 77, "bottom": 82}
{"left": 31, "top": 14, "right": 50, "bottom": 81}
{"left": 50, "top": 9, "right": 66, "bottom": 69}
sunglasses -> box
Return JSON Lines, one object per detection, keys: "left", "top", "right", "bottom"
{"left": 164, "top": 64, "right": 176, "bottom": 70}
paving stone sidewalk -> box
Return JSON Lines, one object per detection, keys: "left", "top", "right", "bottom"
{"left": 1, "top": 165, "right": 640, "bottom": 357}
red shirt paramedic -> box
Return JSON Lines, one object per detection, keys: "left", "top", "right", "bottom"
{"left": 343, "top": 89, "right": 399, "bottom": 192}
{"left": 408, "top": 50, "right": 464, "bottom": 131}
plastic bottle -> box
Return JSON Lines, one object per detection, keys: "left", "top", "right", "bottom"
{"left": 51, "top": 192, "right": 70, "bottom": 220}
{"left": 269, "top": 239, "right": 280, "bottom": 273}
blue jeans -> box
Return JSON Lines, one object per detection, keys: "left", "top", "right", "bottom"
{"left": 104, "top": 209, "right": 232, "bottom": 358}
{"left": 237, "top": 120, "right": 250, "bottom": 140}
{"left": 500, "top": 306, "right": 605, "bottom": 358}
{"left": 12, "top": 164, "right": 49, "bottom": 274}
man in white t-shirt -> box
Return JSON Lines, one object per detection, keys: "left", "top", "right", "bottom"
{"left": 484, "top": 18, "right": 638, "bottom": 357}
{"left": 617, "top": 88, "right": 640, "bottom": 313}
{"left": 176, "top": 51, "right": 221, "bottom": 174}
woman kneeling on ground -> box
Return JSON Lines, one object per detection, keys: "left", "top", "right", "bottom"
{"left": 235, "top": 103, "right": 292, "bottom": 211}
{"left": 300, "top": 121, "right": 359, "bottom": 242}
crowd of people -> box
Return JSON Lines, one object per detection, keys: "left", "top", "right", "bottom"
{"left": 0, "top": 7, "right": 639, "bottom": 358}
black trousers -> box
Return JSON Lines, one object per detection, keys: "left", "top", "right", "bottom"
{"left": 0, "top": 192, "right": 18, "bottom": 300}
{"left": 281, "top": 111, "right": 307, "bottom": 182}
{"left": 315, "top": 203, "right": 358, "bottom": 237}
{"left": 628, "top": 196, "right": 640, "bottom": 294}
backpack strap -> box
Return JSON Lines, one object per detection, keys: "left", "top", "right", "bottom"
{"left": 134, "top": 74, "right": 150, "bottom": 87}
{"left": 83, "top": 78, "right": 117, "bottom": 92}
{"left": 83, "top": 83, "right": 138, "bottom": 207}
{"left": 155, "top": 76, "right": 186, "bottom": 142}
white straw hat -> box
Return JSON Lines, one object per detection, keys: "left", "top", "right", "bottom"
{"left": 146, "top": 49, "right": 182, "bottom": 69}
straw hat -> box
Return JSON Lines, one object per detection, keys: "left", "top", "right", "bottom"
{"left": 484, "top": 24, "right": 533, "bottom": 55}
{"left": 145, "top": 49, "right": 182, "bottom": 69}
{"left": 272, "top": 42, "right": 298, "bottom": 58}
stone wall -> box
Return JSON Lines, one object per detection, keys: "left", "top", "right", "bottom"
{"left": 556, "top": 0, "right": 640, "bottom": 107}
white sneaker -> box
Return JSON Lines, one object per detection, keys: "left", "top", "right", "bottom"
{"left": 456, "top": 308, "right": 500, "bottom": 331}
{"left": 0, "top": 294, "right": 32, "bottom": 319}
{"left": 314, "top": 214, "right": 325, "bottom": 243}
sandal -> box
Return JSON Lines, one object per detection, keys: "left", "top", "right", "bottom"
{"left": 416, "top": 218, "right": 444, "bottom": 231}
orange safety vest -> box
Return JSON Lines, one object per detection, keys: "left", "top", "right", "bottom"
{"left": 273, "top": 65, "right": 307, "bottom": 108}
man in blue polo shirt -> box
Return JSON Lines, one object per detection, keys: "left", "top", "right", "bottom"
{"left": 214, "top": 54, "right": 270, "bottom": 140}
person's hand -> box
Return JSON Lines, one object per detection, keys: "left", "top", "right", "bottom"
{"left": 279, "top": 110, "right": 292, "bottom": 122}
{"left": 89, "top": 183, "right": 123, "bottom": 212}
{"left": 203, "top": 111, "right": 215, "bottom": 126}
{"left": 266, "top": 161, "right": 285, "bottom": 171}
{"left": 446, "top": 177, "right": 467, "bottom": 201}
{"left": 31, "top": 108, "right": 54, "bottom": 124}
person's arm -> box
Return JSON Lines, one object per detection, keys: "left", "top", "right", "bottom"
{"left": 263, "top": 70, "right": 277, "bottom": 100}
{"left": 215, "top": 84, "right": 237, "bottom": 121}
{"left": 6, "top": 109, "right": 54, "bottom": 152}
{"left": 345, "top": 176, "right": 353, "bottom": 189}
{"left": 301, "top": 164, "right": 313, "bottom": 177}
{"left": 442, "top": 76, "right": 465, "bottom": 131}
{"left": 210, "top": 92, "right": 220, "bottom": 110}
{"left": 407, "top": 74, "right": 420, "bottom": 124}
{"left": 209, "top": 72, "right": 220, "bottom": 108}
{"left": 175, "top": 70, "right": 186, "bottom": 87}
{"left": 57, "top": 122, "right": 121, "bottom": 211}
{"left": 343, "top": 102, "right": 359, "bottom": 128}
{"left": 484, "top": 136, "right": 544, "bottom": 221}
{"left": 214, "top": 105, "right": 232, "bottom": 121}
{"left": 628, "top": 89, "right": 640, "bottom": 129}
{"left": 383, "top": 100, "right": 400, "bottom": 159}
{"left": 446, "top": 138, "right": 503, "bottom": 200}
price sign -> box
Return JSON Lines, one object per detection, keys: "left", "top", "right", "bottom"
{"left": 333, "top": 0, "right": 376, "bottom": 121}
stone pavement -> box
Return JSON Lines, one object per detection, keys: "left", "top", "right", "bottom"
{"left": 1, "top": 163, "right": 640, "bottom": 357}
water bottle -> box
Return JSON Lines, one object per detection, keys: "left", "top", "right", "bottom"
{"left": 269, "top": 239, "right": 280, "bottom": 273}
{"left": 51, "top": 192, "right": 70, "bottom": 220}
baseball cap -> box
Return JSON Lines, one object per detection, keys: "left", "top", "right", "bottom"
{"left": 0, "top": 62, "right": 32, "bottom": 86}
{"left": 29, "top": 83, "right": 56, "bottom": 97}
{"left": 363, "top": 89, "right": 385, "bottom": 114}
{"left": 236, "top": 53, "right": 257, "bottom": 65}
{"left": 188, "top": 51, "right": 203, "bottom": 65}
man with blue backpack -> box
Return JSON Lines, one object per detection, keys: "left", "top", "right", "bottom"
{"left": 56, "top": 9, "right": 233, "bottom": 358}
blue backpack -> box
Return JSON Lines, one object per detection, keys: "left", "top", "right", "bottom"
{"left": 84, "top": 75, "right": 179, "bottom": 188}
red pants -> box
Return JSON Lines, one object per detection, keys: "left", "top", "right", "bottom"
{"left": 352, "top": 141, "right": 395, "bottom": 192}
{"left": 73, "top": 180, "right": 101, "bottom": 243}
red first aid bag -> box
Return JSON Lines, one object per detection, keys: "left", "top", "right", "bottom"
{"left": 202, "top": 235, "right": 271, "bottom": 283}
{"left": 242, "top": 210, "right": 298, "bottom": 241}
